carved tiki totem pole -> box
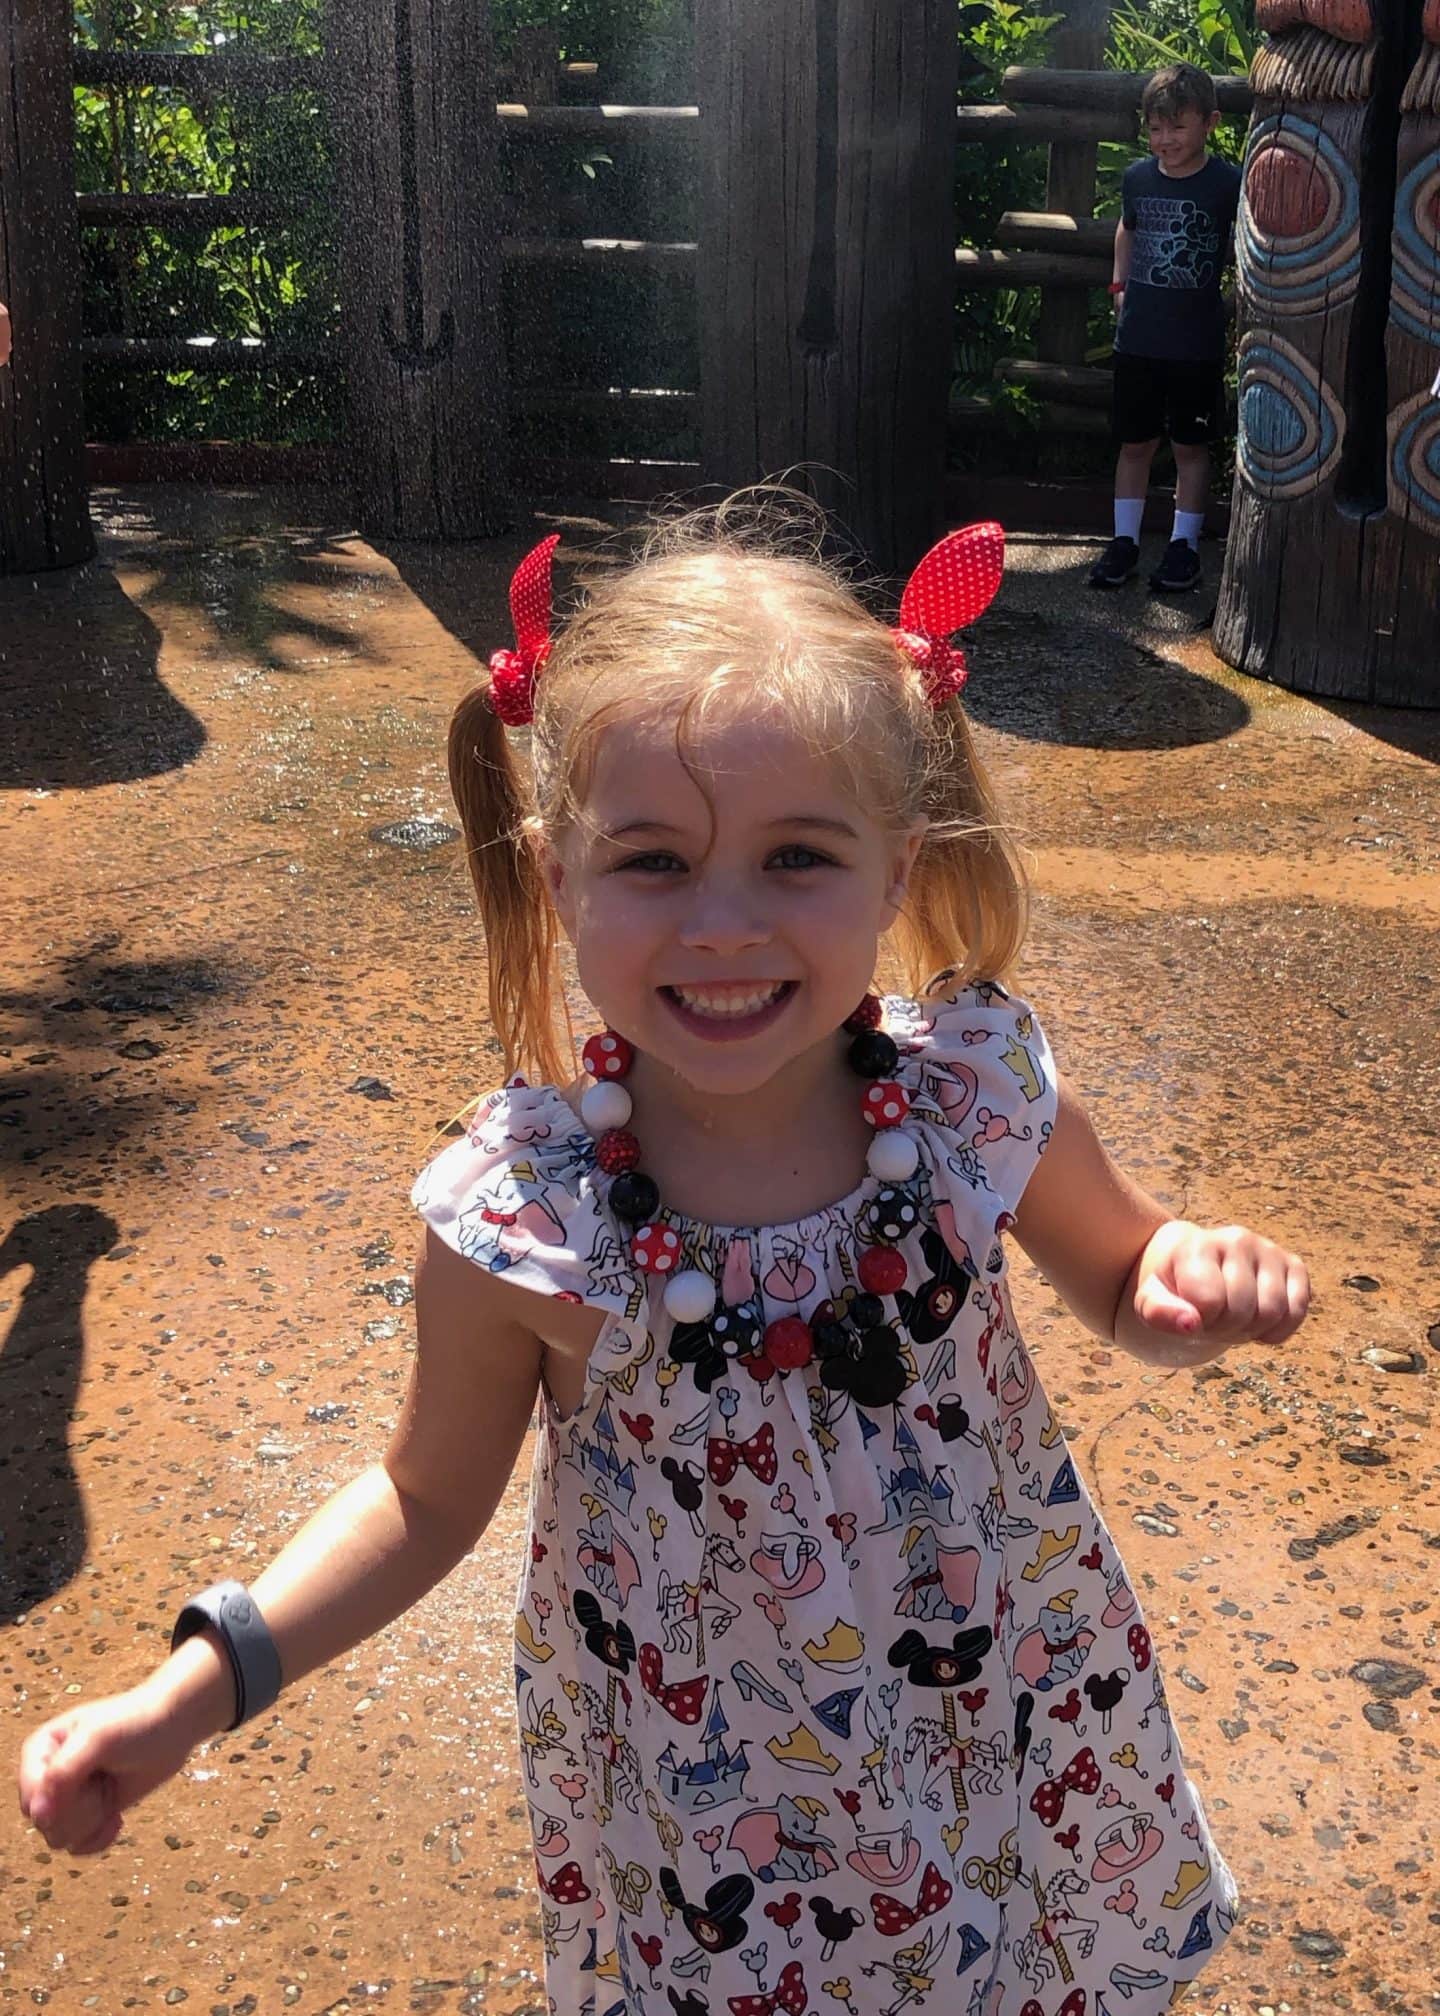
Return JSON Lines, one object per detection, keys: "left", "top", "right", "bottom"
{"left": 1214, "top": 0, "right": 1440, "bottom": 704}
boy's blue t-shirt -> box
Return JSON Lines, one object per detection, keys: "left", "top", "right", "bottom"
{"left": 1115, "top": 153, "right": 1242, "bottom": 363}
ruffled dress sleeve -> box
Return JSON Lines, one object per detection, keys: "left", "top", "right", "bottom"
{"left": 889, "top": 976, "right": 1059, "bottom": 1254}
{"left": 410, "top": 1080, "right": 647, "bottom": 1348}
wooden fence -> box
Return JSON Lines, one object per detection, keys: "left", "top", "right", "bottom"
{"left": 2, "top": 18, "right": 1253, "bottom": 566}
{"left": 67, "top": 45, "right": 1252, "bottom": 474}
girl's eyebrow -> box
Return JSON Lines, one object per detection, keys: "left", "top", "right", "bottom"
{"left": 597, "top": 813, "right": 859, "bottom": 842}
{"left": 598, "top": 819, "right": 683, "bottom": 842}
{"left": 769, "top": 815, "right": 859, "bottom": 838}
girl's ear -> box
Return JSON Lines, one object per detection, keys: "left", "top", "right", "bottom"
{"left": 538, "top": 836, "right": 577, "bottom": 939}
{"left": 882, "top": 820, "right": 928, "bottom": 926}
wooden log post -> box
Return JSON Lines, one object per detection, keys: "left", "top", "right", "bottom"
{"left": 697, "top": 1, "right": 959, "bottom": 575}
{"left": 324, "top": 0, "right": 510, "bottom": 539}
{"left": 1214, "top": 0, "right": 1440, "bottom": 705}
{"left": 1034, "top": 1, "right": 1116, "bottom": 370}
{"left": 0, "top": 0, "right": 94, "bottom": 573}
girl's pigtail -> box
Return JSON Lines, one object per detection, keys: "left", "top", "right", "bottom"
{"left": 900, "top": 699, "right": 1030, "bottom": 993}
{"left": 448, "top": 686, "right": 567, "bottom": 1087}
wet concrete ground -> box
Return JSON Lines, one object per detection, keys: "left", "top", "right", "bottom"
{"left": 1, "top": 488, "right": 1437, "bottom": 2016}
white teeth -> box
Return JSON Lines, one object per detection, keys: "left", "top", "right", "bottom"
{"left": 671, "top": 983, "right": 786, "bottom": 1018}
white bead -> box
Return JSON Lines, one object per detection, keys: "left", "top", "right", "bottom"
{"left": 663, "top": 1268, "right": 718, "bottom": 1324}
{"left": 580, "top": 1081, "right": 633, "bottom": 1134}
{"left": 867, "top": 1128, "right": 920, "bottom": 1182}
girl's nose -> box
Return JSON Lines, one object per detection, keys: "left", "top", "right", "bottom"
{"left": 676, "top": 879, "right": 772, "bottom": 955}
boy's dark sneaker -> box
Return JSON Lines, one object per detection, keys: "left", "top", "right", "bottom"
{"left": 1149, "top": 539, "right": 1202, "bottom": 592}
{"left": 1087, "top": 535, "right": 1140, "bottom": 588}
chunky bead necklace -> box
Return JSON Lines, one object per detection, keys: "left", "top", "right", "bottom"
{"left": 579, "top": 995, "right": 925, "bottom": 1408}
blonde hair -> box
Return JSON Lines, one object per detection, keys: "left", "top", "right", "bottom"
{"left": 449, "top": 493, "right": 1029, "bottom": 1086}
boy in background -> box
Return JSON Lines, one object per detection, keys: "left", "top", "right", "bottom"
{"left": 1089, "top": 63, "right": 1241, "bottom": 594}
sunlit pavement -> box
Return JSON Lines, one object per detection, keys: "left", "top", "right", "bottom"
{"left": 2, "top": 488, "right": 1437, "bottom": 2016}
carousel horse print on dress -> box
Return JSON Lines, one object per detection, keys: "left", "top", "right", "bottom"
{"left": 1013, "top": 1867, "right": 1099, "bottom": 1996}
{"left": 656, "top": 1536, "right": 745, "bottom": 1657}
{"left": 901, "top": 1717, "right": 1012, "bottom": 1813}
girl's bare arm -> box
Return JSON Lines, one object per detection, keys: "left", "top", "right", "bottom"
{"left": 19, "top": 1229, "right": 549, "bottom": 1851}
{"left": 1012, "top": 1076, "right": 1308, "bottom": 1367}
{"left": 152, "top": 1227, "right": 545, "bottom": 1743}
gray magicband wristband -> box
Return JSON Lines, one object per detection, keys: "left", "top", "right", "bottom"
{"left": 171, "top": 1581, "right": 283, "bottom": 1731}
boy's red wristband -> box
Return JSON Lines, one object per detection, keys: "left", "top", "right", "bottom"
{"left": 1107, "top": 282, "right": 1125, "bottom": 295}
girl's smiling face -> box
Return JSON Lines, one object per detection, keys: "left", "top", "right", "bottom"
{"left": 543, "top": 711, "right": 924, "bottom": 1097}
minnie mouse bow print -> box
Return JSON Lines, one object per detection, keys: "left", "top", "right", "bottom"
{"left": 487, "top": 532, "right": 560, "bottom": 726}
{"left": 727, "top": 1959, "right": 808, "bottom": 2016}
{"left": 892, "top": 521, "right": 1005, "bottom": 705}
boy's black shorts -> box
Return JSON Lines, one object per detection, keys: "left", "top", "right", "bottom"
{"left": 1111, "top": 353, "right": 1225, "bottom": 447}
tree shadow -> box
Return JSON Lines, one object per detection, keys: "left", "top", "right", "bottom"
{"left": 0, "top": 948, "right": 239, "bottom": 1171}
{"left": 0, "top": 1205, "right": 119, "bottom": 1622}
{"left": 93, "top": 485, "right": 399, "bottom": 675}
{"left": 369, "top": 506, "right": 626, "bottom": 673}
{"left": 0, "top": 561, "right": 205, "bottom": 791}
{"left": 963, "top": 602, "right": 1251, "bottom": 751}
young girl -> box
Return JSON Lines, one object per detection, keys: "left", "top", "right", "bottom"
{"left": 20, "top": 500, "right": 1308, "bottom": 2016}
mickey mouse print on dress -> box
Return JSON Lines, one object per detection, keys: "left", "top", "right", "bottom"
{"left": 413, "top": 982, "right": 1239, "bottom": 2015}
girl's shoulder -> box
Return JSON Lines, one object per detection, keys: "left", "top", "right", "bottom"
{"left": 888, "top": 976, "right": 1059, "bottom": 1228}
{"left": 411, "top": 1076, "right": 641, "bottom": 1332}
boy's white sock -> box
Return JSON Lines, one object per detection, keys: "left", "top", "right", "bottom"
{"left": 1172, "top": 509, "right": 1205, "bottom": 549}
{"left": 1114, "top": 498, "right": 1144, "bottom": 544}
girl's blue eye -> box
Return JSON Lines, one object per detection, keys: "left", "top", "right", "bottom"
{"left": 614, "top": 851, "right": 685, "bottom": 874}
{"left": 768, "top": 845, "right": 836, "bottom": 871}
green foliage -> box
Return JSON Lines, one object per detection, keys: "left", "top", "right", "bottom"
{"left": 75, "top": 3, "right": 335, "bottom": 440}
{"left": 1109, "top": 0, "right": 1256, "bottom": 79}
{"left": 71, "top": 0, "right": 695, "bottom": 441}
{"left": 952, "top": 0, "right": 1065, "bottom": 405}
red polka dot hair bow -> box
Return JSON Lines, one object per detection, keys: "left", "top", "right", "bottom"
{"left": 892, "top": 520, "right": 1005, "bottom": 706}
{"left": 487, "top": 533, "right": 561, "bottom": 727}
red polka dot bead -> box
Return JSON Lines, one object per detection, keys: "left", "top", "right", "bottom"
{"left": 858, "top": 1246, "right": 908, "bottom": 1296}
{"left": 843, "top": 993, "right": 883, "bottom": 1034}
{"left": 763, "top": 1317, "right": 815, "bottom": 1371}
{"left": 594, "top": 1128, "right": 640, "bottom": 1176}
{"left": 582, "top": 1031, "right": 634, "bottom": 1081}
{"left": 632, "top": 1223, "right": 682, "bottom": 1276}
{"left": 862, "top": 1081, "right": 911, "bottom": 1129}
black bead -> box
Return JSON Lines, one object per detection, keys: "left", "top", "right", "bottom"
{"left": 847, "top": 1030, "right": 899, "bottom": 1080}
{"left": 813, "top": 1321, "right": 851, "bottom": 1361}
{"left": 850, "top": 1353, "right": 909, "bottom": 1407}
{"left": 860, "top": 1323, "right": 902, "bottom": 1358}
{"left": 869, "top": 1186, "right": 919, "bottom": 1245}
{"left": 849, "top": 1292, "right": 885, "bottom": 1331}
{"left": 712, "top": 1306, "right": 763, "bottom": 1359}
{"left": 609, "top": 1171, "right": 660, "bottom": 1224}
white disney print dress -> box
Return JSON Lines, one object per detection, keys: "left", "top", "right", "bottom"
{"left": 413, "top": 984, "right": 1239, "bottom": 2016}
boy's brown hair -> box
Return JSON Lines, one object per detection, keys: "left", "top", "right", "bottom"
{"left": 1141, "top": 61, "right": 1218, "bottom": 121}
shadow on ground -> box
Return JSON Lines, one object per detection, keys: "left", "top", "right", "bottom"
{"left": 0, "top": 565, "right": 204, "bottom": 792}
{"left": 968, "top": 606, "right": 1251, "bottom": 750}
{"left": 0, "top": 1206, "right": 118, "bottom": 1621}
